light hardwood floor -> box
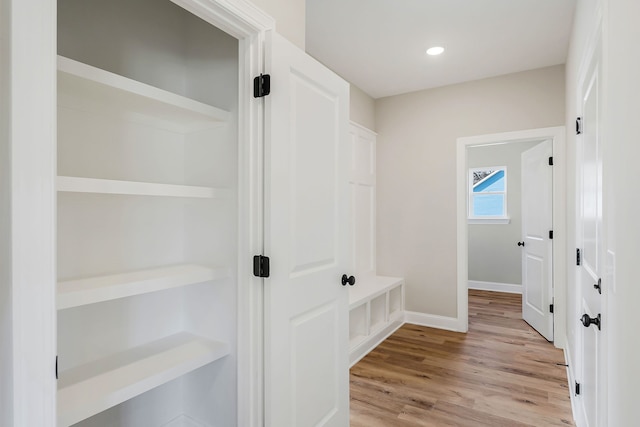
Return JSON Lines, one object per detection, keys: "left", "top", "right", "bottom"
{"left": 350, "top": 290, "right": 575, "bottom": 426}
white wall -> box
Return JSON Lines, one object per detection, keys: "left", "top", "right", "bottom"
{"left": 605, "top": 0, "right": 640, "bottom": 420}
{"left": 605, "top": 0, "right": 640, "bottom": 422}
{"left": 467, "top": 141, "right": 541, "bottom": 286}
{"left": 350, "top": 84, "right": 376, "bottom": 131}
{"left": 0, "top": 0, "right": 12, "bottom": 423}
{"left": 376, "top": 65, "right": 565, "bottom": 317}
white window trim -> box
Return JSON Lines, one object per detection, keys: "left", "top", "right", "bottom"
{"left": 468, "top": 166, "right": 508, "bottom": 222}
{"left": 468, "top": 217, "right": 511, "bottom": 225}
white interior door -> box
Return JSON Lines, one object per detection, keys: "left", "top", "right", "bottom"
{"left": 577, "top": 37, "right": 604, "bottom": 427}
{"left": 264, "top": 32, "right": 350, "bottom": 427}
{"left": 521, "top": 139, "right": 554, "bottom": 341}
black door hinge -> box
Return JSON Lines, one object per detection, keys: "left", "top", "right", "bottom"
{"left": 550, "top": 303, "right": 554, "bottom": 314}
{"left": 253, "top": 74, "right": 271, "bottom": 98}
{"left": 576, "top": 248, "right": 581, "bottom": 266}
{"left": 548, "top": 156, "right": 554, "bottom": 166}
{"left": 576, "top": 117, "right": 582, "bottom": 135}
{"left": 575, "top": 381, "right": 581, "bottom": 395}
{"left": 253, "top": 255, "right": 270, "bottom": 278}
{"left": 55, "top": 355, "right": 58, "bottom": 380}
{"left": 549, "top": 230, "right": 554, "bottom": 239}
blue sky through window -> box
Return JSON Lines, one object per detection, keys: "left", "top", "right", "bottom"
{"left": 471, "top": 169, "right": 506, "bottom": 217}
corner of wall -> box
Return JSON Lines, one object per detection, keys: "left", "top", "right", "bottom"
{"left": 349, "top": 83, "right": 376, "bottom": 132}
{"left": 250, "top": 0, "right": 305, "bottom": 49}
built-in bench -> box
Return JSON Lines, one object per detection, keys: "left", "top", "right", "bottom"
{"left": 348, "top": 276, "right": 404, "bottom": 366}
{"left": 348, "top": 123, "right": 405, "bottom": 366}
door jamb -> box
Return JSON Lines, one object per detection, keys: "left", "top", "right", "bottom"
{"left": 157, "top": 2, "right": 275, "bottom": 425}
{"left": 456, "top": 126, "right": 566, "bottom": 349}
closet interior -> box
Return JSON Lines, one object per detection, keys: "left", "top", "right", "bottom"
{"left": 56, "top": 0, "right": 240, "bottom": 425}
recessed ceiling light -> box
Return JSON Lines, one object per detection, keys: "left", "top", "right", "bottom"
{"left": 426, "top": 46, "right": 445, "bottom": 56}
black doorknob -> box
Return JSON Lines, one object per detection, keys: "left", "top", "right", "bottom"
{"left": 517, "top": 241, "right": 525, "bottom": 247}
{"left": 581, "top": 313, "right": 601, "bottom": 330}
{"left": 341, "top": 274, "right": 356, "bottom": 286}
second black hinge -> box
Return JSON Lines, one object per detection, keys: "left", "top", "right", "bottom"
{"left": 576, "top": 117, "right": 582, "bottom": 135}
{"left": 575, "top": 381, "right": 581, "bottom": 395}
{"left": 253, "top": 255, "right": 270, "bottom": 278}
{"left": 549, "top": 230, "right": 554, "bottom": 239}
{"left": 253, "top": 74, "right": 271, "bottom": 98}
{"left": 550, "top": 303, "right": 554, "bottom": 313}
{"left": 577, "top": 248, "right": 581, "bottom": 266}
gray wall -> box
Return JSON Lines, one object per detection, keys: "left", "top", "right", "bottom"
{"left": 252, "top": 0, "right": 305, "bottom": 49}
{"left": 376, "top": 65, "right": 565, "bottom": 317}
{"left": 467, "top": 141, "right": 541, "bottom": 285}
{"left": 350, "top": 84, "right": 376, "bottom": 131}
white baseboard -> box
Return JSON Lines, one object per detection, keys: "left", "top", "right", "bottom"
{"left": 163, "top": 415, "right": 208, "bottom": 427}
{"left": 564, "top": 341, "right": 586, "bottom": 427}
{"left": 350, "top": 317, "right": 404, "bottom": 367}
{"left": 468, "top": 280, "right": 522, "bottom": 294}
{"left": 404, "top": 311, "right": 461, "bottom": 332}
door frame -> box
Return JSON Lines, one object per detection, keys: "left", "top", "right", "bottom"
{"left": 4, "top": 0, "right": 274, "bottom": 425}
{"left": 456, "top": 126, "right": 567, "bottom": 349}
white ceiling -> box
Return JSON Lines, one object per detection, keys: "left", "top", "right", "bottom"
{"left": 306, "top": 0, "right": 577, "bottom": 99}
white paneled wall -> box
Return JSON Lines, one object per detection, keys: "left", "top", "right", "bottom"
{"left": 348, "top": 123, "right": 404, "bottom": 366}
{"left": 349, "top": 123, "right": 376, "bottom": 278}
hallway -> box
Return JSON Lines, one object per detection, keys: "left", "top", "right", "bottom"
{"left": 350, "top": 290, "right": 574, "bottom": 426}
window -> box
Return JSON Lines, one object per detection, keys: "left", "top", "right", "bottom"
{"left": 468, "top": 166, "right": 509, "bottom": 223}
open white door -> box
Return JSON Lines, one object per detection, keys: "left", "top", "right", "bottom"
{"left": 264, "top": 32, "right": 350, "bottom": 427}
{"left": 521, "top": 140, "right": 554, "bottom": 341}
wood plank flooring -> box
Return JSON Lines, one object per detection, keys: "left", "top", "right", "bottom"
{"left": 350, "top": 290, "right": 574, "bottom": 426}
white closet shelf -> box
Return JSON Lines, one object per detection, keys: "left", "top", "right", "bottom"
{"left": 57, "top": 264, "right": 228, "bottom": 310}
{"left": 57, "top": 332, "right": 230, "bottom": 427}
{"left": 58, "top": 56, "right": 230, "bottom": 131}
{"left": 57, "top": 176, "right": 232, "bottom": 199}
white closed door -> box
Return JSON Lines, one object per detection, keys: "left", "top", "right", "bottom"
{"left": 264, "top": 32, "right": 350, "bottom": 427}
{"left": 521, "top": 140, "right": 554, "bottom": 341}
{"left": 577, "top": 36, "right": 605, "bottom": 427}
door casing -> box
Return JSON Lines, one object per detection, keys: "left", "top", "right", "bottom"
{"left": 456, "top": 127, "right": 567, "bottom": 350}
